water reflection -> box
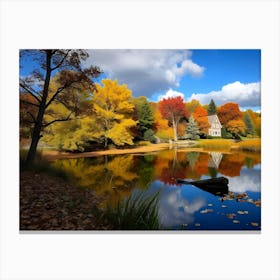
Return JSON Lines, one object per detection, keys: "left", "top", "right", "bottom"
{"left": 52, "top": 149, "right": 261, "bottom": 230}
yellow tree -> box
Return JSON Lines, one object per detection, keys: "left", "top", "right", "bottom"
{"left": 93, "top": 79, "right": 137, "bottom": 147}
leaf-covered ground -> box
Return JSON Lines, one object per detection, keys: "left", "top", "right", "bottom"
{"left": 20, "top": 171, "right": 111, "bottom": 230}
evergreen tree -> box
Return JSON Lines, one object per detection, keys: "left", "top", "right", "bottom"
{"left": 243, "top": 111, "right": 255, "bottom": 136}
{"left": 186, "top": 116, "right": 200, "bottom": 140}
{"left": 208, "top": 99, "right": 217, "bottom": 115}
{"left": 134, "top": 97, "right": 154, "bottom": 138}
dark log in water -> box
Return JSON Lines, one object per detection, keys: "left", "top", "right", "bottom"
{"left": 177, "top": 177, "right": 229, "bottom": 196}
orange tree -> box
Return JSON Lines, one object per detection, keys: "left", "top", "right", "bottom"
{"left": 193, "top": 106, "right": 210, "bottom": 137}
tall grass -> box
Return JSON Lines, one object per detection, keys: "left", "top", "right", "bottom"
{"left": 237, "top": 139, "right": 261, "bottom": 152}
{"left": 102, "top": 189, "right": 161, "bottom": 230}
{"left": 196, "top": 139, "right": 232, "bottom": 151}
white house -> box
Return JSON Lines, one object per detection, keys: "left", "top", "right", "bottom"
{"left": 208, "top": 115, "right": 222, "bottom": 137}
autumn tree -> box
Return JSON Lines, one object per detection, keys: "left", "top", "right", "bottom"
{"left": 92, "top": 79, "right": 137, "bottom": 147}
{"left": 217, "top": 102, "right": 242, "bottom": 125}
{"left": 20, "top": 49, "right": 101, "bottom": 165}
{"left": 158, "top": 96, "right": 188, "bottom": 141}
{"left": 207, "top": 99, "right": 217, "bottom": 115}
{"left": 225, "top": 119, "right": 246, "bottom": 137}
{"left": 193, "top": 106, "right": 210, "bottom": 136}
{"left": 185, "top": 99, "right": 201, "bottom": 115}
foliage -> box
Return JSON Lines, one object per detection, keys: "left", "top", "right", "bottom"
{"left": 93, "top": 79, "right": 137, "bottom": 147}
{"left": 20, "top": 49, "right": 101, "bottom": 165}
{"left": 185, "top": 99, "right": 201, "bottom": 115}
{"left": 217, "top": 102, "right": 242, "bottom": 125}
{"left": 133, "top": 97, "right": 154, "bottom": 139}
{"left": 243, "top": 111, "right": 255, "bottom": 135}
{"left": 193, "top": 107, "right": 210, "bottom": 136}
{"left": 186, "top": 116, "right": 200, "bottom": 140}
{"left": 102, "top": 189, "right": 161, "bottom": 230}
{"left": 158, "top": 96, "right": 188, "bottom": 141}
{"left": 44, "top": 114, "right": 99, "bottom": 152}
{"left": 207, "top": 99, "right": 217, "bottom": 115}
{"left": 225, "top": 119, "right": 246, "bottom": 137}
{"left": 153, "top": 106, "right": 174, "bottom": 141}
{"left": 143, "top": 129, "right": 157, "bottom": 143}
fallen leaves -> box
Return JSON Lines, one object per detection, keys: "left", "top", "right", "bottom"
{"left": 20, "top": 171, "right": 111, "bottom": 230}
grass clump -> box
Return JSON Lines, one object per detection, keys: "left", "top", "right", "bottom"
{"left": 196, "top": 139, "right": 232, "bottom": 151}
{"left": 103, "top": 189, "right": 161, "bottom": 230}
{"left": 237, "top": 139, "right": 261, "bottom": 152}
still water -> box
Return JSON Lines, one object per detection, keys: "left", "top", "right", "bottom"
{"left": 52, "top": 149, "right": 261, "bottom": 230}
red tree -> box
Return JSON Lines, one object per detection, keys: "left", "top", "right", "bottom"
{"left": 217, "top": 102, "right": 242, "bottom": 125}
{"left": 158, "top": 96, "right": 188, "bottom": 141}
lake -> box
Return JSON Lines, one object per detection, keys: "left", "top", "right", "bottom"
{"left": 51, "top": 149, "right": 261, "bottom": 230}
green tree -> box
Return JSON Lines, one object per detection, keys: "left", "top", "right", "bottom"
{"left": 243, "top": 111, "right": 255, "bottom": 136}
{"left": 186, "top": 116, "right": 200, "bottom": 140}
{"left": 20, "top": 49, "right": 101, "bottom": 165}
{"left": 207, "top": 99, "right": 217, "bottom": 115}
{"left": 133, "top": 96, "right": 154, "bottom": 139}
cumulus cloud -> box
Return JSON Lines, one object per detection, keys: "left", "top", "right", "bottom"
{"left": 85, "top": 49, "right": 205, "bottom": 97}
{"left": 158, "top": 187, "right": 206, "bottom": 228}
{"left": 189, "top": 81, "right": 261, "bottom": 107}
{"left": 158, "top": 89, "right": 185, "bottom": 101}
{"left": 228, "top": 167, "right": 261, "bottom": 193}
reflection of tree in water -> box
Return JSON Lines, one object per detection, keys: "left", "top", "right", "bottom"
{"left": 186, "top": 152, "right": 199, "bottom": 169}
{"left": 155, "top": 150, "right": 188, "bottom": 186}
{"left": 52, "top": 155, "right": 139, "bottom": 205}
{"left": 219, "top": 153, "right": 245, "bottom": 177}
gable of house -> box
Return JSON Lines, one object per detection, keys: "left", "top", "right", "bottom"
{"left": 207, "top": 115, "right": 222, "bottom": 136}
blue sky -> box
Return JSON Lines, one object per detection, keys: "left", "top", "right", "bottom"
{"left": 20, "top": 49, "right": 261, "bottom": 111}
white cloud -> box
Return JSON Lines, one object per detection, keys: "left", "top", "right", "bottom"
{"left": 158, "top": 89, "right": 185, "bottom": 101}
{"left": 85, "top": 49, "right": 205, "bottom": 97}
{"left": 228, "top": 167, "right": 261, "bottom": 193}
{"left": 189, "top": 81, "right": 261, "bottom": 107}
{"left": 158, "top": 187, "right": 206, "bottom": 228}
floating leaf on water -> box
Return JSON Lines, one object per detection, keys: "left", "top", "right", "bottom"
{"left": 208, "top": 204, "right": 213, "bottom": 207}
{"left": 195, "top": 223, "right": 200, "bottom": 227}
{"left": 251, "top": 222, "right": 259, "bottom": 227}
{"left": 200, "top": 209, "right": 214, "bottom": 214}
{"left": 237, "top": 211, "right": 245, "bottom": 215}
{"left": 221, "top": 205, "right": 227, "bottom": 208}
{"left": 233, "top": 220, "right": 240, "bottom": 223}
{"left": 244, "top": 211, "right": 249, "bottom": 214}
{"left": 226, "top": 213, "right": 236, "bottom": 219}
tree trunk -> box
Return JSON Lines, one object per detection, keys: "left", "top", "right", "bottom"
{"left": 25, "top": 50, "right": 52, "bottom": 166}
{"left": 172, "top": 116, "right": 177, "bottom": 141}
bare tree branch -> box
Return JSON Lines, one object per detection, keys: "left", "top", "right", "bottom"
{"left": 20, "top": 98, "right": 40, "bottom": 107}
{"left": 51, "top": 50, "right": 71, "bottom": 71}
{"left": 20, "top": 83, "right": 41, "bottom": 104}
{"left": 42, "top": 112, "right": 73, "bottom": 127}
{"left": 44, "top": 79, "right": 81, "bottom": 109}
{"left": 27, "top": 111, "right": 37, "bottom": 123}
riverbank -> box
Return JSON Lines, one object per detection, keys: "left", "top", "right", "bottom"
{"left": 40, "top": 138, "right": 260, "bottom": 161}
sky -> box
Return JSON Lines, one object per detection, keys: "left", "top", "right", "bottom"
{"left": 20, "top": 49, "right": 261, "bottom": 112}
{"left": 85, "top": 49, "right": 261, "bottom": 112}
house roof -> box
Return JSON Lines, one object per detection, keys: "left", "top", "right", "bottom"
{"left": 207, "top": 114, "right": 222, "bottom": 127}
